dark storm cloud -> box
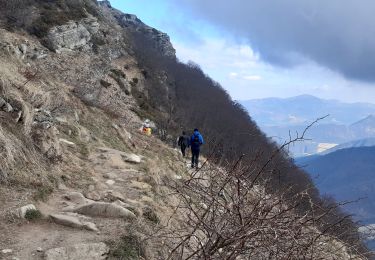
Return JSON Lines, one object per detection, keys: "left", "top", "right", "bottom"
{"left": 176, "top": 0, "right": 375, "bottom": 82}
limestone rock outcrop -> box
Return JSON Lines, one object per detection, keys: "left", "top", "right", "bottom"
{"left": 46, "top": 16, "right": 99, "bottom": 53}
{"left": 98, "top": 3, "right": 176, "bottom": 58}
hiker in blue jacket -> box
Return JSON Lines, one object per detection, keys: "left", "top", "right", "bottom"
{"left": 190, "top": 128, "right": 204, "bottom": 168}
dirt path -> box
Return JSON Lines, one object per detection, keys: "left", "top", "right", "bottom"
{"left": 1, "top": 145, "right": 174, "bottom": 260}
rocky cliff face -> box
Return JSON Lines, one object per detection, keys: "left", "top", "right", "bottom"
{"left": 98, "top": 2, "right": 176, "bottom": 58}
{"left": 46, "top": 15, "right": 100, "bottom": 52}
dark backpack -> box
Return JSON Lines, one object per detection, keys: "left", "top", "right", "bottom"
{"left": 192, "top": 135, "right": 200, "bottom": 147}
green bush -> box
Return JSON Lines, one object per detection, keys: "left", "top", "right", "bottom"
{"left": 24, "top": 209, "right": 42, "bottom": 221}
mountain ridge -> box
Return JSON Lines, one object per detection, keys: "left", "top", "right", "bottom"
{"left": 240, "top": 95, "right": 375, "bottom": 126}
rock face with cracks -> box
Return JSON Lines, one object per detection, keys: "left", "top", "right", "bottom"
{"left": 46, "top": 16, "right": 100, "bottom": 53}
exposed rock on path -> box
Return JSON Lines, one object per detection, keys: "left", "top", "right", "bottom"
{"left": 71, "top": 202, "right": 136, "bottom": 219}
{"left": 50, "top": 214, "right": 98, "bottom": 232}
{"left": 44, "top": 242, "right": 109, "bottom": 260}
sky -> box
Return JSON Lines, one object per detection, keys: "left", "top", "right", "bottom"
{"left": 108, "top": 0, "right": 375, "bottom": 103}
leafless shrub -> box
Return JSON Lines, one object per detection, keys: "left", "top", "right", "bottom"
{"left": 18, "top": 67, "right": 40, "bottom": 86}
{"left": 147, "top": 151, "right": 367, "bottom": 259}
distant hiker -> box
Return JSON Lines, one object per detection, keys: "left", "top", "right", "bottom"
{"left": 141, "top": 119, "right": 152, "bottom": 136}
{"left": 190, "top": 128, "right": 204, "bottom": 168}
{"left": 178, "top": 131, "right": 190, "bottom": 157}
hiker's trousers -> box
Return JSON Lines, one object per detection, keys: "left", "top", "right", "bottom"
{"left": 191, "top": 149, "right": 200, "bottom": 166}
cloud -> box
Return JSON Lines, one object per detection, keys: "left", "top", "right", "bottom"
{"left": 243, "top": 75, "right": 262, "bottom": 81}
{"left": 174, "top": 0, "right": 375, "bottom": 83}
{"left": 172, "top": 38, "right": 259, "bottom": 70}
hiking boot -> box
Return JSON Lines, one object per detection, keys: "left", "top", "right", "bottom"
{"left": 191, "top": 164, "right": 194, "bottom": 168}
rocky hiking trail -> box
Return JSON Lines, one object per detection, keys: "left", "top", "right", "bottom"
{"left": 0, "top": 134, "right": 194, "bottom": 260}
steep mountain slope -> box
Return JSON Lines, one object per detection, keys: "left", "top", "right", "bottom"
{"left": 296, "top": 147, "right": 375, "bottom": 224}
{"left": 0, "top": 0, "right": 369, "bottom": 259}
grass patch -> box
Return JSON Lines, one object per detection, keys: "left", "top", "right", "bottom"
{"left": 24, "top": 209, "right": 42, "bottom": 221}
{"left": 143, "top": 207, "right": 160, "bottom": 224}
{"left": 109, "top": 235, "right": 143, "bottom": 260}
{"left": 33, "top": 185, "right": 53, "bottom": 202}
{"left": 80, "top": 107, "right": 130, "bottom": 152}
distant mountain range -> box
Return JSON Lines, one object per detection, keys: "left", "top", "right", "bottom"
{"left": 264, "top": 115, "right": 375, "bottom": 144}
{"left": 320, "top": 137, "right": 375, "bottom": 155}
{"left": 240, "top": 95, "right": 375, "bottom": 126}
{"left": 296, "top": 146, "right": 375, "bottom": 224}
{"left": 240, "top": 95, "right": 375, "bottom": 156}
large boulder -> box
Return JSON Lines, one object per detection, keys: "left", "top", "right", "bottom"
{"left": 17, "top": 204, "right": 37, "bottom": 219}
{"left": 44, "top": 243, "right": 109, "bottom": 260}
{"left": 72, "top": 202, "right": 136, "bottom": 219}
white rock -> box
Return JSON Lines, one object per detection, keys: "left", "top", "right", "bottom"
{"left": 44, "top": 242, "right": 109, "bottom": 260}
{"left": 105, "top": 180, "right": 115, "bottom": 186}
{"left": 83, "top": 222, "right": 98, "bottom": 232}
{"left": 15, "top": 110, "right": 22, "bottom": 123}
{"left": 17, "top": 204, "right": 37, "bottom": 219}
{"left": 72, "top": 202, "right": 136, "bottom": 219}
{"left": 98, "top": 147, "right": 141, "bottom": 164}
{"left": 50, "top": 214, "right": 98, "bottom": 232}
{"left": 64, "top": 192, "right": 87, "bottom": 205}
{"left": 59, "top": 138, "right": 76, "bottom": 147}
{"left": 3, "top": 102, "right": 13, "bottom": 112}
{"left": 2, "top": 249, "right": 13, "bottom": 254}
{"left": 122, "top": 153, "right": 141, "bottom": 164}
{"left": 19, "top": 43, "right": 27, "bottom": 54}
{"left": 36, "top": 247, "right": 43, "bottom": 252}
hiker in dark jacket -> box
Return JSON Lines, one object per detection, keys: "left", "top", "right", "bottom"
{"left": 178, "top": 131, "right": 190, "bottom": 157}
{"left": 190, "top": 128, "right": 204, "bottom": 168}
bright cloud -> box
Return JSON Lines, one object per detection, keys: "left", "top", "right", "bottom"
{"left": 243, "top": 75, "right": 262, "bottom": 81}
